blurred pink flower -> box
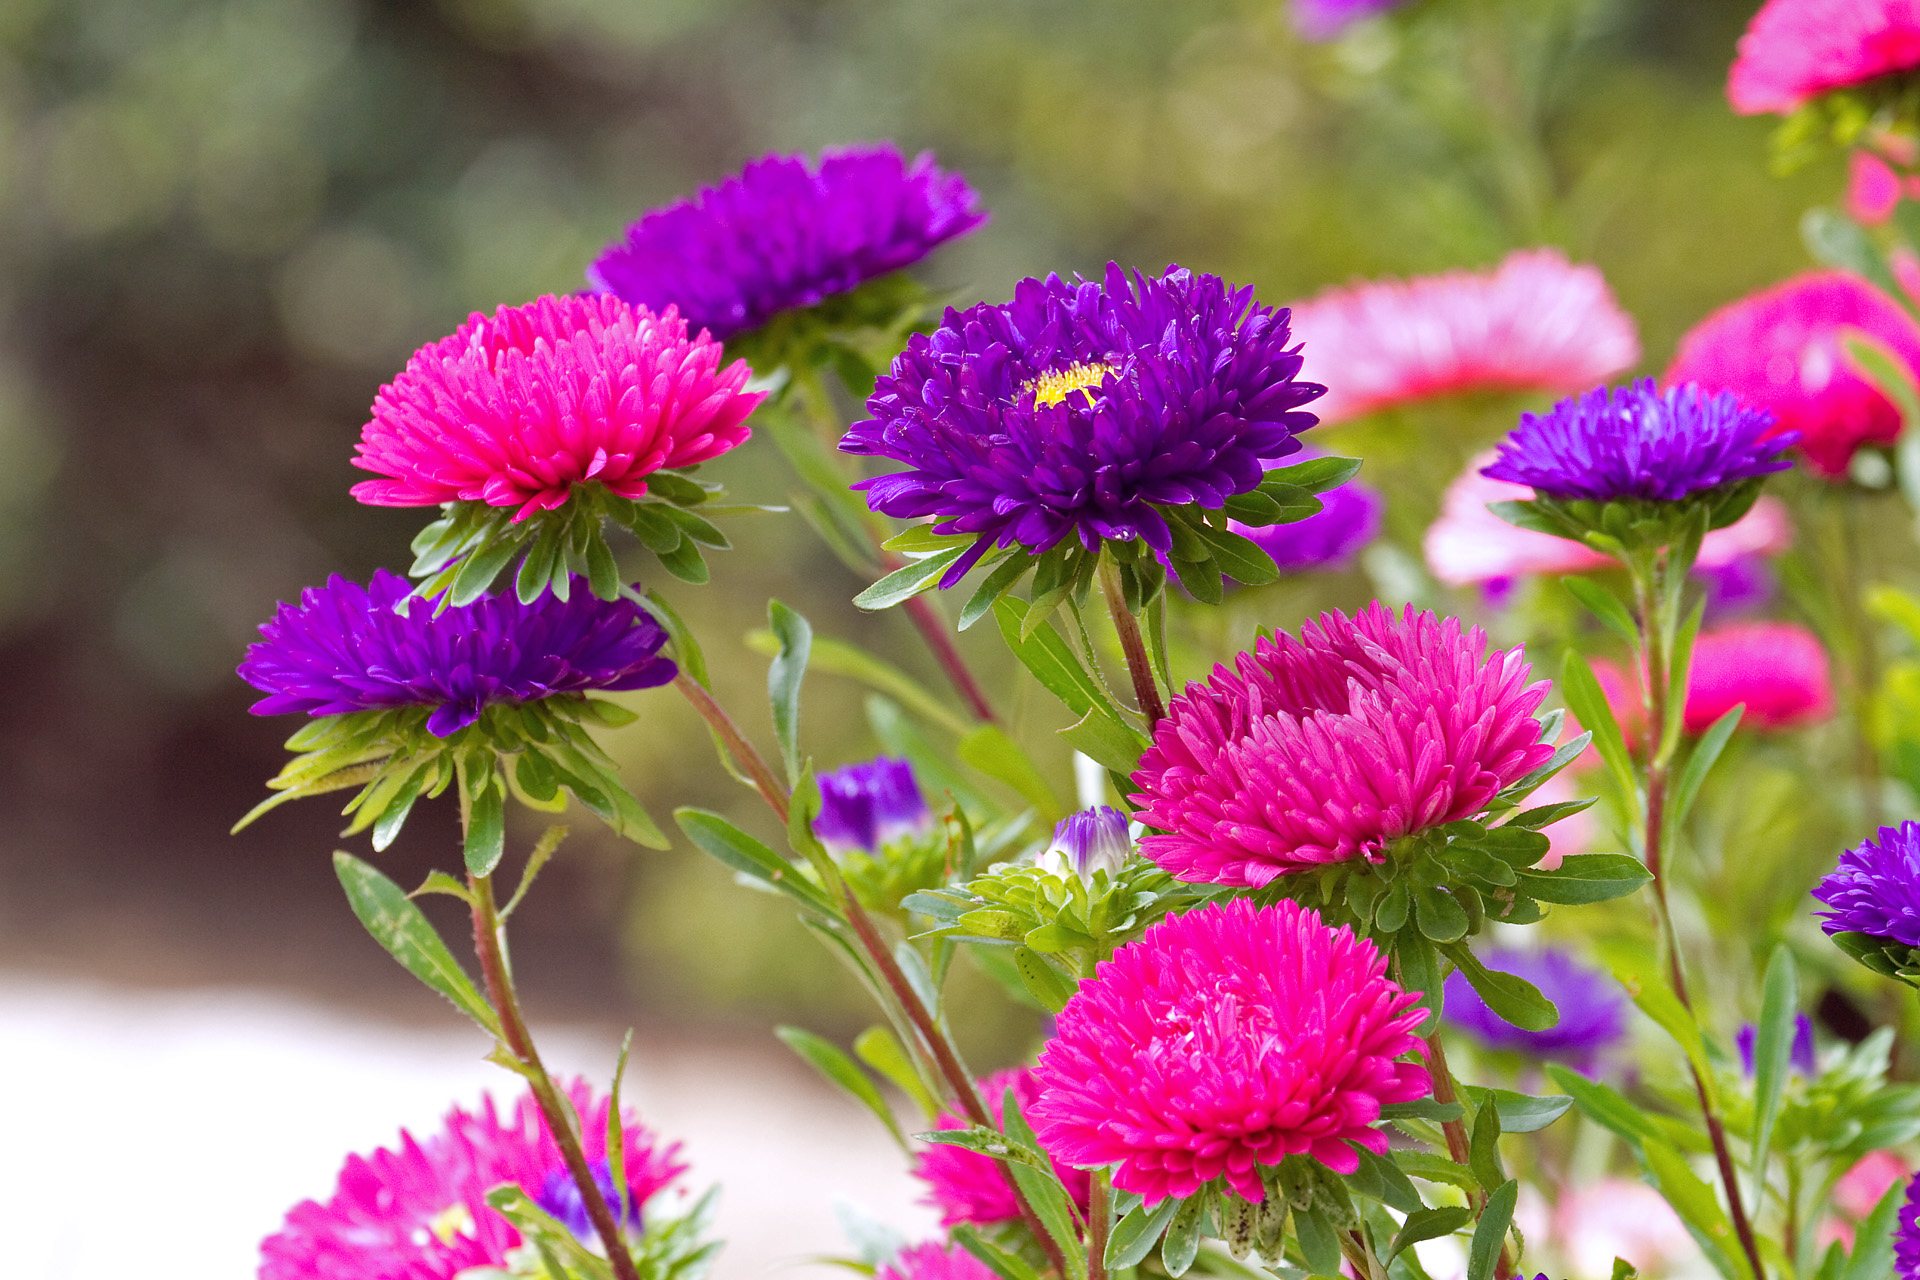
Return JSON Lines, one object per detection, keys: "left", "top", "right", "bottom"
{"left": 1822, "top": 1150, "right": 1913, "bottom": 1249}
{"left": 879, "top": 1242, "right": 995, "bottom": 1280}
{"left": 1288, "top": 249, "right": 1639, "bottom": 424}
{"left": 1849, "top": 150, "right": 1908, "bottom": 223}
{"left": 1591, "top": 621, "right": 1835, "bottom": 738}
{"left": 1667, "top": 270, "right": 1920, "bottom": 477}
{"left": 1528, "top": 768, "right": 1594, "bottom": 871}
{"left": 1553, "top": 1178, "right": 1693, "bottom": 1279}
{"left": 912, "top": 1067, "right": 1091, "bottom": 1227}
{"left": 1729, "top": 0, "right": 1920, "bottom": 115}
{"left": 1422, "top": 451, "right": 1793, "bottom": 587}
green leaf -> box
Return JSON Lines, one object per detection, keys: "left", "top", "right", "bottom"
{"left": 1291, "top": 1200, "right": 1343, "bottom": 1278}
{"left": 1466, "top": 1181, "right": 1517, "bottom": 1280}
{"left": 1263, "top": 454, "right": 1362, "bottom": 494}
{"left": 958, "top": 725, "right": 1064, "bottom": 822}
{"left": 775, "top": 1025, "right": 905, "bottom": 1148}
{"left": 853, "top": 1025, "right": 940, "bottom": 1120}
{"left": 1058, "top": 705, "right": 1151, "bottom": 775}
{"left": 1644, "top": 1138, "right": 1748, "bottom": 1280}
{"left": 501, "top": 823, "right": 568, "bottom": 918}
{"left": 1381, "top": 1098, "right": 1465, "bottom": 1123}
{"left": 607, "top": 1028, "right": 635, "bottom": 1230}
{"left": 449, "top": 530, "right": 527, "bottom": 606}
{"left": 1545, "top": 1065, "right": 1664, "bottom": 1150}
{"left": 766, "top": 601, "right": 812, "bottom": 787}
{"left": 674, "top": 807, "right": 835, "bottom": 917}
{"left": 1619, "top": 968, "right": 1717, "bottom": 1108}
{"left": 1468, "top": 1097, "right": 1505, "bottom": 1192}
{"left": 1012, "top": 945, "right": 1076, "bottom": 1013}
{"left": 1389, "top": 1207, "right": 1473, "bottom": 1262}
{"left": 516, "top": 522, "right": 564, "bottom": 604}
{"left": 1001, "top": 1091, "right": 1089, "bottom": 1280}
{"left": 585, "top": 528, "right": 622, "bottom": 600}
{"left": 1514, "top": 853, "right": 1651, "bottom": 905}
{"left": 1668, "top": 706, "right": 1742, "bottom": 830}
{"left": 1561, "top": 651, "right": 1638, "bottom": 804}
{"left": 1562, "top": 575, "right": 1637, "bottom": 643}
{"left": 1161, "top": 1192, "right": 1209, "bottom": 1278}
{"left": 1442, "top": 944, "right": 1558, "bottom": 1031}
{"left": 1352, "top": 1147, "right": 1425, "bottom": 1214}
{"left": 1805, "top": 206, "right": 1906, "bottom": 301}
{"left": 747, "top": 630, "right": 973, "bottom": 735}
{"left": 1663, "top": 598, "right": 1704, "bottom": 755}
{"left": 1749, "top": 945, "right": 1799, "bottom": 1208}
{"left": 993, "top": 596, "right": 1117, "bottom": 721}
{"left": 1394, "top": 1152, "right": 1478, "bottom": 1192}
{"left": 465, "top": 777, "right": 506, "bottom": 876}
{"left": 332, "top": 852, "right": 503, "bottom": 1038}
{"left": 1464, "top": 1088, "right": 1573, "bottom": 1134}
{"left": 854, "top": 543, "right": 971, "bottom": 610}
{"left": 1412, "top": 886, "right": 1470, "bottom": 943}
{"left": 958, "top": 552, "right": 1030, "bottom": 632}
{"left": 951, "top": 1224, "right": 1040, "bottom": 1280}
{"left": 1106, "top": 1196, "right": 1180, "bottom": 1270}
{"left": 1843, "top": 1175, "right": 1906, "bottom": 1280}
{"left": 653, "top": 535, "right": 711, "bottom": 584}
{"left": 1191, "top": 522, "right": 1279, "bottom": 585}
{"left": 486, "top": 1186, "right": 617, "bottom": 1280}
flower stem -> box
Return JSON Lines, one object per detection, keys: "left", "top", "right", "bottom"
{"left": 1086, "top": 1170, "right": 1111, "bottom": 1280}
{"left": 672, "top": 669, "right": 790, "bottom": 824}
{"left": 467, "top": 869, "right": 644, "bottom": 1280}
{"left": 1098, "top": 556, "right": 1166, "bottom": 728}
{"left": 1426, "top": 1031, "right": 1515, "bottom": 1280}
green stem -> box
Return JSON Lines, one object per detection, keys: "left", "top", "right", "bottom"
{"left": 1098, "top": 555, "right": 1166, "bottom": 728}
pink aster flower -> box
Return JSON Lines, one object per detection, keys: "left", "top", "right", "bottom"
{"left": 1288, "top": 249, "right": 1639, "bottom": 424}
{"left": 913, "top": 1067, "right": 1091, "bottom": 1227}
{"left": 1729, "top": 0, "right": 1920, "bottom": 116}
{"left": 260, "top": 1079, "right": 686, "bottom": 1280}
{"left": 1667, "top": 270, "right": 1920, "bottom": 477}
{"left": 1131, "top": 603, "right": 1553, "bottom": 887}
{"left": 879, "top": 1241, "right": 995, "bottom": 1280}
{"left": 1590, "top": 621, "right": 1835, "bottom": 738}
{"left": 1550, "top": 1178, "right": 1693, "bottom": 1279}
{"left": 1423, "top": 451, "right": 1793, "bottom": 588}
{"left": 1031, "top": 898, "right": 1430, "bottom": 1205}
{"left": 351, "top": 293, "right": 764, "bottom": 520}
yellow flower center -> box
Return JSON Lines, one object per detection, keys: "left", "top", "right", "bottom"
{"left": 429, "top": 1203, "right": 475, "bottom": 1245}
{"left": 1026, "top": 361, "right": 1112, "bottom": 408}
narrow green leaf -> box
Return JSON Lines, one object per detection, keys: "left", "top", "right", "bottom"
{"left": 1805, "top": 206, "right": 1905, "bottom": 301}
{"left": 854, "top": 544, "right": 971, "bottom": 611}
{"left": 1106, "top": 1196, "right": 1181, "bottom": 1270}
{"left": 958, "top": 552, "right": 1029, "bottom": 632}
{"left": 993, "top": 597, "right": 1114, "bottom": 719}
{"left": 951, "top": 1224, "right": 1040, "bottom": 1280}
{"left": 607, "top": 1028, "right": 634, "bottom": 1231}
{"left": 1619, "top": 969, "right": 1717, "bottom": 1108}
{"left": 1514, "top": 853, "right": 1652, "bottom": 905}
{"left": 1463, "top": 1088, "right": 1573, "bottom": 1134}
{"left": 775, "top": 1025, "right": 905, "bottom": 1147}
{"left": 1644, "top": 1139, "right": 1747, "bottom": 1280}
{"left": 1561, "top": 651, "right": 1638, "bottom": 804}
{"left": 501, "top": 823, "right": 568, "bottom": 918}
{"left": 516, "top": 522, "right": 564, "bottom": 604}
{"left": 449, "top": 531, "right": 527, "bottom": 606}
{"left": 766, "top": 601, "right": 812, "bottom": 787}
{"left": 1353, "top": 1147, "right": 1425, "bottom": 1213}
{"left": 1292, "top": 1201, "right": 1343, "bottom": 1278}
{"left": 1562, "top": 575, "right": 1637, "bottom": 643}
{"left": 1012, "top": 946, "right": 1076, "bottom": 1013}
{"left": 1748, "top": 945, "right": 1799, "bottom": 1206}
{"left": 1161, "top": 1192, "right": 1210, "bottom": 1278}
{"left": 332, "top": 852, "right": 503, "bottom": 1038}
{"left": 1442, "top": 944, "right": 1558, "bottom": 1031}
{"left": 1389, "top": 1207, "right": 1473, "bottom": 1262}
{"left": 1058, "top": 705, "right": 1151, "bottom": 775}
{"left": 1545, "top": 1065, "right": 1662, "bottom": 1150}
{"left": 1000, "top": 1092, "right": 1090, "bottom": 1280}
{"left": 586, "top": 529, "right": 622, "bottom": 600}
{"left": 958, "top": 725, "right": 1064, "bottom": 822}
{"left": 674, "top": 807, "right": 835, "bottom": 917}
{"left": 465, "top": 778, "right": 506, "bottom": 876}
{"left": 1668, "top": 706, "right": 1743, "bottom": 829}
{"left": 1467, "top": 1181, "right": 1517, "bottom": 1280}
{"left": 853, "top": 1025, "right": 941, "bottom": 1120}
{"left": 1663, "top": 598, "right": 1705, "bottom": 756}
{"left": 1469, "top": 1098, "right": 1505, "bottom": 1192}
{"left": 1263, "top": 454, "right": 1362, "bottom": 494}
{"left": 746, "top": 629, "right": 973, "bottom": 735}
{"left": 486, "top": 1186, "right": 617, "bottom": 1280}
{"left": 1842, "top": 1175, "right": 1907, "bottom": 1280}
{"left": 1191, "top": 522, "right": 1279, "bottom": 585}
{"left": 653, "top": 536, "right": 710, "bottom": 584}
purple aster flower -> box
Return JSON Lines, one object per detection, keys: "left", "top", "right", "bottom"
{"left": 1699, "top": 553, "right": 1776, "bottom": 618}
{"left": 1235, "top": 464, "right": 1382, "bottom": 573}
{"left": 1442, "top": 948, "right": 1626, "bottom": 1067}
{"left": 1736, "top": 1013, "right": 1817, "bottom": 1077}
{"left": 814, "top": 758, "right": 932, "bottom": 854}
{"left": 588, "top": 144, "right": 986, "bottom": 342}
{"left": 1483, "top": 379, "right": 1795, "bottom": 504}
{"left": 1292, "top": 0, "right": 1407, "bottom": 40}
{"left": 842, "top": 264, "right": 1325, "bottom": 585}
{"left": 239, "top": 570, "right": 675, "bottom": 738}
{"left": 1036, "top": 805, "right": 1132, "bottom": 881}
{"left": 1816, "top": 822, "right": 1920, "bottom": 948}
{"left": 1899, "top": 1172, "right": 1920, "bottom": 1280}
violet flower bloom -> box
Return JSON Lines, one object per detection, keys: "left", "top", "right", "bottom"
{"left": 1484, "top": 379, "right": 1794, "bottom": 505}
{"left": 1291, "top": 0, "right": 1406, "bottom": 39}
{"left": 1442, "top": 949, "right": 1625, "bottom": 1068}
{"left": 1898, "top": 1171, "right": 1920, "bottom": 1280}
{"left": 1815, "top": 821, "right": 1920, "bottom": 948}
{"left": 590, "top": 144, "right": 986, "bottom": 342}
{"left": 912, "top": 1067, "right": 1092, "bottom": 1227}
{"left": 1036, "top": 806, "right": 1133, "bottom": 881}
{"left": 260, "top": 1080, "right": 684, "bottom": 1280}
{"left": 1729, "top": 0, "right": 1920, "bottom": 116}
{"left": 814, "top": 757, "right": 932, "bottom": 854}
{"left": 1736, "top": 1013, "right": 1818, "bottom": 1077}
{"left": 842, "top": 263, "right": 1324, "bottom": 585}
{"left": 239, "top": 570, "right": 675, "bottom": 737}
{"left": 1132, "top": 604, "right": 1552, "bottom": 888}
{"left": 1032, "top": 898, "right": 1430, "bottom": 1205}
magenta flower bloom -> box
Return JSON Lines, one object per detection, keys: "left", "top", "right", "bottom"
{"left": 1667, "top": 271, "right": 1920, "bottom": 477}
{"left": 814, "top": 757, "right": 933, "bottom": 854}
{"left": 913, "top": 1067, "right": 1092, "bottom": 1227}
{"left": 842, "top": 264, "right": 1324, "bottom": 584}
{"left": 1031, "top": 899, "right": 1430, "bottom": 1205}
{"left": 1291, "top": 0, "right": 1407, "bottom": 39}
{"left": 879, "top": 1241, "right": 996, "bottom": 1280}
{"left": 1684, "top": 621, "right": 1834, "bottom": 733}
{"left": 259, "top": 1080, "right": 686, "bottom": 1280}
{"left": 350, "top": 293, "right": 763, "bottom": 522}
{"left": 239, "top": 569, "right": 675, "bottom": 737}
{"left": 1815, "top": 821, "right": 1920, "bottom": 947}
{"left": 590, "top": 144, "right": 987, "bottom": 342}
{"left": 1729, "top": 0, "right": 1920, "bottom": 115}
{"left": 1288, "top": 249, "right": 1639, "bottom": 425}
{"left": 1443, "top": 948, "right": 1625, "bottom": 1068}
{"left": 1131, "top": 604, "right": 1553, "bottom": 887}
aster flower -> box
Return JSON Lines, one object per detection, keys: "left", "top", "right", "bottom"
{"left": 260, "top": 1080, "right": 686, "bottom": 1280}
{"left": 1288, "top": 249, "right": 1639, "bottom": 425}
{"left": 1729, "top": 0, "right": 1920, "bottom": 116}
{"left": 1898, "top": 1172, "right": 1920, "bottom": 1279}
{"left": 841, "top": 263, "right": 1327, "bottom": 604}
{"left": 1736, "top": 1013, "right": 1819, "bottom": 1076}
{"left": 1816, "top": 821, "right": 1920, "bottom": 955}
{"left": 814, "top": 757, "right": 933, "bottom": 854}
{"left": 912, "top": 1067, "right": 1092, "bottom": 1227}
{"left": 590, "top": 144, "right": 986, "bottom": 344}
{"left": 1131, "top": 603, "right": 1552, "bottom": 887}
{"left": 352, "top": 293, "right": 764, "bottom": 601}
{"left": 1442, "top": 948, "right": 1625, "bottom": 1068}
{"left": 1291, "top": 0, "right": 1407, "bottom": 40}
{"left": 878, "top": 1241, "right": 996, "bottom": 1280}
{"left": 1036, "top": 805, "right": 1133, "bottom": 881}
{"left": 1031, "top": 898, "right": 1430, "bottom": 1204}
{"left": 1667, "top": 271, "right": 1920, "bottom": 477}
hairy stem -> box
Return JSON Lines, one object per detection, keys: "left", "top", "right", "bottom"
{"left": 673, "top": 670, "right": 790, "bottom": 824}
{"left": 1098, "top": 557, "right": 1166, "bottom": 729}
{"left": 1086, "top": 1169, "right": 1111, "bottom": 1280}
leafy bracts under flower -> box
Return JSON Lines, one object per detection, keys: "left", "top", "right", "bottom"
{"left": 1817, "top": 821, "right": 1920, "bottom": 986}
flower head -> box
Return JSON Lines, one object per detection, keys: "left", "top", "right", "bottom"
{"left": 239, "top": 570, "right": 675, "bottom": 737}
{"left": 841, "top": 264, "right": 1324, "bottom": 584}
{"left": 590, "top": 144, "right": 986, "bottom": 342}
{"left": 1443, "top": 948, "right": 1626, "bottom": 1068}
{"left": 1483, "top": 379, "right": 1793, "bottom": 504}
{"left": 1288, "top": 249, "right": 1639, "bottom": 424}
{"left": 1736, "top": 1013, "right": 1818, "bottom": 1076}
{"left": 913, "top": 1068, "right": 1092, "bottom": 1227}
{"left": 1729, "top": 0, "right": 1920, "bottom": 115}
{"left": 1815, "top": 821, "right": 1920, "bottom": 947}
{"left": 1236, "top": 465, "right": 1382, "bottom": 572}
{"left": 1037, "top": 806, "right": 1133, "bottom": 881}
{"left": 1667, "top": 271, "right": 1920, "bottom": 477}
{"left": 1031, "top": 898, "right": 1430, "bottom": 1205}
{"left": 814, "top": 757, "right": 933, "bottom": 854}
{"left": 350, "top": 293, "right": 762, "bottom": 521}
{"left": 260, "top": 1080, "right": 685, "bottom": 1280}
{"left": 1291, "top": 0, "right": 1407, "bottom": 39}
{"left": 1131, "top": 603, "right": 1552, "bottom": 887}
{"left": 879, "top": 1241, "right": 996, "bottom": 1280}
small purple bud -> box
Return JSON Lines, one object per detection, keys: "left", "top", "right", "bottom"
{"left": 1037, "top": 806, "right": 1132, "bottom": 881}
{"left": 814, "top": 758, "right": 932, "bottom": 855}
{"left": 1736, "top": 1013, "right": 1817, "bottom": 1077}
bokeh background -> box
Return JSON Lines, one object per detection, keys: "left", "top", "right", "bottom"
{"left": 0, "top": 0, "right": 1847, "bottom": 1272}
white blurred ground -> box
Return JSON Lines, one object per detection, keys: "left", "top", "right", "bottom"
{"left": 0, "top": 973, "right": 935, "bottom": 1279}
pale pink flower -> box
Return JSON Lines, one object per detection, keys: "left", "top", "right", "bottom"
{"left": 1553, "top": 1178, "right": 1693, "bottom": 1279}
{"left": 912, "top": 1067, "right": 1092, "bottom": 1227}
{"left": 1729, "top": 0, "right": 1920, "bottom": 116}
{"left": 1288, "top": 249, "right": 1639, "bottom": 424}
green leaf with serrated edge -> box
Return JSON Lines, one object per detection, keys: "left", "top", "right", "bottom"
{"left": 1669, "top": 705, "right": 1742, "bottom": 831}
{"left": 746, "top": 629, "right": 973, "bottom": 735}
{"left": 1292, "top": 1200, "right": 1343, "bottom": 1278}
{"left": 448, "top": 530, "right": 528, "bottom": 606}
{"left": 1643, "top": 1138, "right": 1748, "bottom": 1280}
{"left": 1544, "top": 1065, "right": 1660, "bottom": 1149}
{"left": 775, "top": 1025, "right": 905, "bottom": 1148}
{"left": 1461, "top": 1088, "right": 1572, "bottom": 1134}
{"left": 1352, "top": 1147, "right": 1424, "bottom": 1213}
{"left": 1161, "top": 1192, "right": 1209, "bottom": 1278}
{"left": 958, "top": 725, "right": 1064, "bottom": 822}
{"left": 1562, "top": 575, "right": 1637, "bottom": 643}
{"left": 674, "top": 807, "right": 835, "bottom": 917}
{"left": 853, "top": 1025, "right": 940, "bottom": 1120}
{"left": 1843, "top": 1176, "right": 1906, "bottom": 1280}
{"left": 1561, "top": 651, "right": 1638, "bottom": 804}
{"left": 1441, "top": 944, "right": 1558, "bottom": 1031}
{"left": 1749, "top": 945, "right": 1799, "bottom": 1208}
{"left": 1394, "top": 1152, "right": 1478, "bottom": 1190}
{"left": 766, "top": 601, "right": 811, "bottom": 787}
{"left": 1514, "top": 853, "right": 1651, "bottom": 905}
{"left": 1466, "top": 1180, "right": 1517, "bottom": 1280}
{"left": 1001, "top": 1091, "right": 1088, "bottom": 1280}
{"left": 1107, "top": 1196, "right": 1181, "bottom": 1270}
{"left": 1059, "top": 705, "right": 1151, "bottom": 774}
{"left": 1012, "top": 945, "right": 1076, "bottom": 1013}
{"left": 854, "top": 543, "right": 971, "bottom": 610}
{"left": 1389, "top": 1206, "right": 1473, "bottom": 1261}
{"left": 1617, "top": 968, "right": 1716, "bottom": 1108}
{"left": 951, "top": 1224, "right": 1041, "bottom": 1280}
{"left": 333, "top": 852, "right": 503, "bottom": 1038}
{"left": 1468, "top": 1098, "right": 1505, "bottom": 1192}
{"left": 465, "top": 778, "right": 507, "bottom": 875}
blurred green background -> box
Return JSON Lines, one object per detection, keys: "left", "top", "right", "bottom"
{"left": 0, "top": 0, "right": 1841, "bottom": 1054}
